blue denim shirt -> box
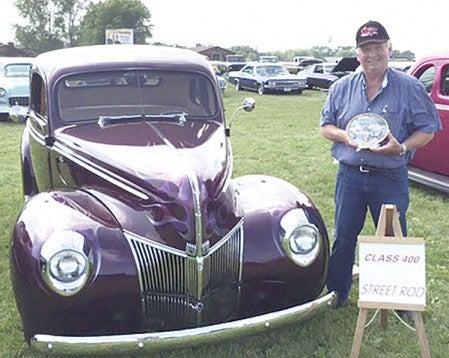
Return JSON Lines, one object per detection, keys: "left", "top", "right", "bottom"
{"left": 320, "top": 68, "right": 442, "bottom": 168}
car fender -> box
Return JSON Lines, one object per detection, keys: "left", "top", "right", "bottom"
{"left": 10, "top": 189, "right": 142, "bottom": 339}
{"left": 233, "top": 174, "right": 329, "bottom": 289}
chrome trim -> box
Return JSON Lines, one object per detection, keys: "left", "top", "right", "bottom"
{"left": 408, "top": 166, "right": 449, "bottom": 194}
{"left": 30, "top": 292, "right": 336, "bottom": 355}
{"left": 52, "top": 141, "right": 150, "bottom": 200}
{"left": 147, "top": 122, "right": 204, "bottom": 300}
{"left": 124, "top": 221, "right": 244, "bottom": 330}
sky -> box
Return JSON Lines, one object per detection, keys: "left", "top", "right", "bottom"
{"left": 1, "top": 0, "right": 448, "bottom": 59}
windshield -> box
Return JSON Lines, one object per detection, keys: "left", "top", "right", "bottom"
{"left": 56, "top": 70, "right": 219, "bottom": 123}
{"left": 256, "top": 65, "right": 289, "bottom": 76}
{"left": 3, "top": 64, "right": 31, "bottom": 77}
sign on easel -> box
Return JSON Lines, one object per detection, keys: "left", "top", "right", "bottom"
{"left": 350, "top": 204, "right": 430, "bottom": 358}
{"left": 358, "top": 235, "right": 426, "bottom": 310}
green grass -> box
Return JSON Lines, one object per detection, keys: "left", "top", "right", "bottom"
{"left": 1, "top": 88, "right": 448, "bottom": 357}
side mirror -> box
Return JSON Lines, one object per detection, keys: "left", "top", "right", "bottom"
{"left": 226, "top": 97, "right": 256, "bottom": 136}
{"left": 242, "top": 97, "right": 256, "bottom": 112}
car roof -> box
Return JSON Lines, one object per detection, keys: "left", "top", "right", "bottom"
{"left": 0, "top": 56, "right": 33, "bottom": 68}
{"left": 245, "top": 62, "right": 284, "bottom": 67}
{"left": 0, "top": 56, "right": 33, "bottom": 63}
{"left": 33, "top": 45, "right": 214, "bottom": 81}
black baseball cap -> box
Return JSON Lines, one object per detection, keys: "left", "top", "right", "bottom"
{"left": 356, "top": 21, "right": 390, "bottom": 47}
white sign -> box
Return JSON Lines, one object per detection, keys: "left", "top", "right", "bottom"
{"left": 358, "top": 236, "right": 426, "bottom": 308}
{"left": 105, "top": 29, "right": 134, "bottom": 45}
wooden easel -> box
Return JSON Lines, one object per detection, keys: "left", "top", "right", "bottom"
{"left": 350, "top": 204, "right": 431, "bottom": 358}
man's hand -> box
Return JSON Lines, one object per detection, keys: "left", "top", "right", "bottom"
{"left": 320, "top": 124, "right": 358, "bottom": 148}
{"left": 370, "top": 132, "right": 403, "bottom": 155}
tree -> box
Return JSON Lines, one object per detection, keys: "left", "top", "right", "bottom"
{"left": 77, "top": 0, "right": 152, "bottom": 46}
{"left": 14, "top": 0, "right": 88, "bottom": 52}
{"left": 392, "top": 50, "right": 415, "bottom": 61}
{"left": 54, "top": 0, "right": 89, "bottom": 47}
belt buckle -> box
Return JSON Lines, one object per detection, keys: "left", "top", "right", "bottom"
{"left": 359, "top": 165, "right": 370, "bottom": 173}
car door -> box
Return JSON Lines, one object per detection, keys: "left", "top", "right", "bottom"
{"left": 23, "top": 72, "right": 54, "bottom": 196}
{"left": 410, "top": 58, "right": 449, "bottom": 176}
{"left": 239, "top": 65, "right": 255, "bottom": 90}
{"left": 311, "top": 64, "right": 325, "bottom": 88}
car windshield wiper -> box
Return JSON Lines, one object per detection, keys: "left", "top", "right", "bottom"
{"left": 98, "top": 112, "right": 188, "bottom": 128}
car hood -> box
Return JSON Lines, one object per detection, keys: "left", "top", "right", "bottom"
{"left": 332, "top": 57, "right": 360, "bottom": 76}
{"left": 54, "top": 120, "right": 236, "bottom": 248}
{"left": 259, "top": 73, "right": 299, "bottom": 80}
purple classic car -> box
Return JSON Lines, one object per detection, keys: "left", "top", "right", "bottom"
{"left": 10, "top": 45, "right": 333, "bottom": 354}
{"left": 407, "top": 52, "right": 449, "bottom": 193}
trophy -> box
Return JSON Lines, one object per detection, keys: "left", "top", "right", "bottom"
{"left": 346, "top": 113, "right": 389, "bottom": 149}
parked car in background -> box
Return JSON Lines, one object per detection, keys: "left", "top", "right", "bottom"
{"left": 11, "top": 45, "right": 333, "bottom": 355}
{"left": 216, "top": 73, "right": 227, "bottom": 92}
{"left": 213, "top": 54, "right": 247, "bottom": 74}
{"left": 0, "top": 57, "right": 32, "bottom": 121}
{"left": 297, "top": 57, "right": 359, "bottom": 90}
{"left": 297, "top": 62, "right": 337, "bottom": 89}
{"left": 259, "top": 55, "right": 278, "bottom": 63}
{"left": 282, "top": 57, "right": 324, "bottom": 74}
{"left": 389, "top": 60, "right": 415, "bottom": 73}
{"left": 228, "top": 63, "right": 307, "bottom": 94}
{"left": 408, "top": 52, "right": 449, "bottom": 193}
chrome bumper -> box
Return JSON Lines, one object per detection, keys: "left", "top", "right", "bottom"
{"left": 31, "top": 291, "right": 336, "bottom": 355}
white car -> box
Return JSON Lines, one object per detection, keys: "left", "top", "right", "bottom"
{"left": 0, "top": 57, "right": 32, "bottom": 122}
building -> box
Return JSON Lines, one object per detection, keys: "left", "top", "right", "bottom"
{"left": 0, "top": 42, "right": 38, "bottom": 57}
{"left": 189, "top": 45, "right": 234, "bottom": 61}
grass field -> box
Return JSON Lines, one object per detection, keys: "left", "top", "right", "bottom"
{"left": 1, "top": 87, "right": 448, "bottom": 357}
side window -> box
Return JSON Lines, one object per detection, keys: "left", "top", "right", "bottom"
{"left": 416, "top": 66, "right": 435, "bottom": 94}
{"left": 30, "top": 73, "right": 48, "bottom": 119}
{"left": 441, "top": 66, "right": 449, "bottom": 96}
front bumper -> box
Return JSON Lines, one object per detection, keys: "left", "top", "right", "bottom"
{"left": 265, "top": 83, "right": 306, "bottom": 92}
{"left": 31, "top": 291, "right": 336, "bottom": 355}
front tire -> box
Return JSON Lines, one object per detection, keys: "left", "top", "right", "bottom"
{"left": 257, "top": 84, "right": 265, "bottom": 95}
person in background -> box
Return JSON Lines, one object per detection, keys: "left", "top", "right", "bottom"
{"left": 320, "top": 20, "right": 441, "bottom": 307}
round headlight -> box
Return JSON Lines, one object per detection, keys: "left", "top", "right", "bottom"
{"left": 49, "top": 250, "right": 87, "bottom": 283}
{"left": 289, "top": 225, "right": 318, "bottom": 255}
{"left": 40, "top": 230, "right": 91, "bottom": 296}
{"left": 280, "top": 209, "right": 322, "bottom": 267}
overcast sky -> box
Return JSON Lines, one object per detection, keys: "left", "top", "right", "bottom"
{"left": 1, "top": 0, "right": 447, "bottom": 59}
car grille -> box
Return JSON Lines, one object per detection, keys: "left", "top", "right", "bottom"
{"left": 271, "top": 81, "right": 300, "bottom": 86}
{"left": 8, "top": 96, "right": 29, "bottom": 106}
{"left": 125, "top": 220, "right": 244, "bottom": 331}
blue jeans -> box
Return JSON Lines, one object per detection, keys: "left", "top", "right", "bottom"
{"left": 326, "top": 164, "right": 409, "bottom": 300}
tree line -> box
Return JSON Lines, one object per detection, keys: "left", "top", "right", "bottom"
{"left": 14, "top": 0, "right": 152, "bottom": 53}
{"left": 12, "top": 0, "right": 415, "bottom": 60}
{"left": 230, "top": 45, "right": 415, "bottom": 62}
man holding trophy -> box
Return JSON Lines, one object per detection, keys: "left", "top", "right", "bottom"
{"left": 320, "top": 20, "right": 441, "bottom": 308}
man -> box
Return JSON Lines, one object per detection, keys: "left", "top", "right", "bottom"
{"left": 320, "top": 20, "right": 441, "bottom": 307}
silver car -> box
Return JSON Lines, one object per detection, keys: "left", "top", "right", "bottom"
{"left": 0, "top": 57, "right": 32, "bottom": 122}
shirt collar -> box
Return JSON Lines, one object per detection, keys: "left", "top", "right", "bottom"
{"left": 361, "top": 68, "right": 389, "bottom": 89}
